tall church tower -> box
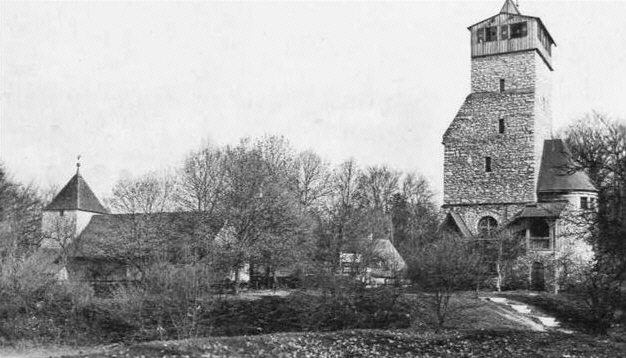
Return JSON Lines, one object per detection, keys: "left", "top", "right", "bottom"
{"left": 442, "top": 0, "right": 556, "bottom": 236}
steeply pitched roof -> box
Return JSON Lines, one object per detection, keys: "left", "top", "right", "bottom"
{"left": 500, "top": 0, "right": 520, "bottom": 15}
{"left": 441, "top": 211, "right": 472, "bottom": 238}
{"left": 75, "top": 212, "right": 224, "bottom": 258}
{"left": 45, "top": 172, "right": 109, "bottom": 213}
{"left": 537, "top": 139, "right": 597, "bottom": 193}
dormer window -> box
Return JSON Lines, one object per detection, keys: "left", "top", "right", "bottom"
{"left": 510, "top": 22, "right": 528, "bottom": 38}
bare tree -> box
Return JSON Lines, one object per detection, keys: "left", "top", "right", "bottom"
{"left": 358, "top": 165, "right": 400, "bottom": 213}
{"left": 107, "top": 171, "right": 178, "bottom": 214}
{"left": 218, "top": 137, "right": 308, "bottom": 292}
{"left": 0, "top": 165, "right": 44, "bottom": 256}
{"left": 391, "top": 173, "right": 439, "bottom": 253}
{"left": 295, "top": 150, "right": 331, "bottom": 211}
{"left": 562, "top": 113, "right": 626, "bottom": 333}
{"left": 407, "top": 234, "right": 483, "bottom": 331}
{"left": 178, "top": 144, "right": 227, "bottom": 214}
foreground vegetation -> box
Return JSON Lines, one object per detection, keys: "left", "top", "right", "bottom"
{"left": 62, "top": 329, "right": 625, "bottom": 358}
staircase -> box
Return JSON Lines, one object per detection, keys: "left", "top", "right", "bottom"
{"left": 483, "top": 296, "right": 563, "bottom": 330}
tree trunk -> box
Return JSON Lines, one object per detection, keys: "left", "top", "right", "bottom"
{"left": 233, "top": 266, "right": 240, "bottom": 295}
{"left": 272, "top": 269, "right": 277, "bottom": 292}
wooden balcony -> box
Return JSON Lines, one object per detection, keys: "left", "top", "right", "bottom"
{"left": 529, "top": 237, "right": 551, "bottom": 251}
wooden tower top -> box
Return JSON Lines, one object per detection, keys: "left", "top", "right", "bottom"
{"left": 468, "top": 0, "right": 556, "bottom": 70}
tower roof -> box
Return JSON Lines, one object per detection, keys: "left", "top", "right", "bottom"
{"left": 45, "top": 172, "right": 109, "bottom": 213}
{"left": 500, "top": 0, "right": 520, "bottom": 15}
{"left": 537, "top": 139, "right": 597, "bottom": 193}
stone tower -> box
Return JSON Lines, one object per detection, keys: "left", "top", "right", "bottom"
{"left": 442, "top": 0, "right": 556, "bottom": 235}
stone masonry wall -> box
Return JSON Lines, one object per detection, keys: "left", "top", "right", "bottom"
{"left": 533, "top": 52, "right": 553, "bottom": 184}
{"left": 443, "top": 92, "right": 536, "bottom": 204}
{"left": 471, "top": 51, "right": 536, "bottom": 93}
{"left": 445, "top": 203, "right": 527, "bottom": 236}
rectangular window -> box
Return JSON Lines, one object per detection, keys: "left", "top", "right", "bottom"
{"left": 477, "top": 28, "right": 485, "bottom": 43}
{"left": 499, "top": 118, "right": 505, "bottom": 134}
{"left": 500, "top": 79, "right": 505, "bottom": 92}
{"left": 485, "top": 157, "right": 492, "bottom": 172}
{"left": 580, "top": 197, "right": 589, "bottom": 210}
{"left": 485, "top": 26, "right": 498, "bottom": 42}
{"left": 501, "top": 25, "right": 509, "bottom": 40}
{"left": 590, "top": 197, "right": 596, "bottom": 209}
{"left": 510, "top": 22, "right": 528, "bottom": 38}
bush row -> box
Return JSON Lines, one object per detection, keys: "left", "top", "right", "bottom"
{"left": 0, "top": 286, "right": 411, "bottom": 345}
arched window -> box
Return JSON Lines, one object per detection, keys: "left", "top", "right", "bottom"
{"left": 477, "top": 216, "right": 498, "bottom": 237}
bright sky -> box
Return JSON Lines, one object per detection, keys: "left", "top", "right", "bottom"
{"left": 2, "top": 0, "right": 626, "bottom": 204}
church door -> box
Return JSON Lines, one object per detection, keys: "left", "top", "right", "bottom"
{"left": 531, "top": 262, "right": 545, "bottom": 291}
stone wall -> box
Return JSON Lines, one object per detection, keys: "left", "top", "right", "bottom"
{"left": 443, "top": 92, "right": 536, "bottom": 204}
{"left": 444, "top": 203, "right": 527, "bottom": 236}
{"left": 471, "top": 51, "right": 537, "bottom": 93}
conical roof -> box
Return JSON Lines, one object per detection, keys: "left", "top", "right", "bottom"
{"left": 500, "top": 0, "right": 520, "bottom": 15}
{"left": 45, "top": 172, "right": 109, "bottom": 213}
{"left": 537, "top": 139, "right": 597, "bottom": 193}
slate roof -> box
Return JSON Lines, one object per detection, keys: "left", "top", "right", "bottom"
{"left": 537, "top": 139, "right": 597, "bottom": 193}
{"left": 75, "top": 212, "right": 224, "bottom": 258}
{"left": 45, "top": 172, "right": 109, "bottom": 214}
{"left": 514, "top": 201, "right": 568, "bottom": 219}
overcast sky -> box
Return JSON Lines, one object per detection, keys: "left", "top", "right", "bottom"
{"left": 2, "top": 0, "right": 626, "bottom": 203}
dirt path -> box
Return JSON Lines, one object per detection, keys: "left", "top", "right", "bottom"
{"left": 0, "top": 345, "right": 118, "bottom": 358}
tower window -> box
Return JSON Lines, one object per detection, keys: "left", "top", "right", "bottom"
{"left": 60, "top": 210, "right": 64, "bottom": 217}
{"left": 499, "top": 118, "right": 505, "bottom": 134}
{"left": 485, "top": 26, "right": 498, "bottom": 42}
{"left": 580, "top": 197, "right": 589, "bottom": 210}
{"left": 510, "top": 22, "right": 528, "bottom": 38}
{"left": 478, "top": 216, "right": 498, "bottom": 237}
{"left": 501, "top": 25, "right": 509, "bottom": 40}
{"left": 485, "top": 157, "right": 492, "bottom": 172}
{"left": 477, "top": 28, "right": 485, "bottom": 43}
{"left": 500, "top": 79, "right": 505, "bottom": 92}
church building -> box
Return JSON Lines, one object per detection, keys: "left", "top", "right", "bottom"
{"left": 441, "top": 0, "right": 597, "bottom": 291}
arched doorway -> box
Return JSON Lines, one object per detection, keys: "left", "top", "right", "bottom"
{"left": 531, "top": 262, "right": 545, "bottom": 291}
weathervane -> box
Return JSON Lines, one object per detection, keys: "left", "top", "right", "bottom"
{"left": 77, "top": 155, "right": 81, "bottom": 173}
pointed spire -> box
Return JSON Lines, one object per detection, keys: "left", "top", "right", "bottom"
{"left": 500, "top": 0, "right": 521, "bottom": 15}
{"left": 45, "top": 166, "right": 109, "bottom": 214}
